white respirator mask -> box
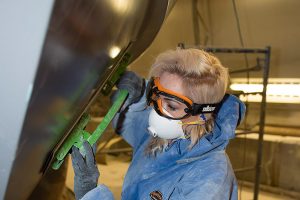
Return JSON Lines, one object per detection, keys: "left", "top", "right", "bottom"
{"left": 147, "top": 108, "right": 185, "bottom": 140}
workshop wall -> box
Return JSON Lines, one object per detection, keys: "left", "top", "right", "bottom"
{"left": 130, "top": 0, "right": 300, "bottom": 130}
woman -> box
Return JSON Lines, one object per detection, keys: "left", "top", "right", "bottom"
{"left": 71, "top": 48, "right": 246, "bottom": 200}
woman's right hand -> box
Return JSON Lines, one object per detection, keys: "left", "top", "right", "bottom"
{"left": 71, "top": 141, "right": 99, "bottom": 200}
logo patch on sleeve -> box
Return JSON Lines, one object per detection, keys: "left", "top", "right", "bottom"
{"left": 150, "top": 190, "right": 163, "bottom": 200}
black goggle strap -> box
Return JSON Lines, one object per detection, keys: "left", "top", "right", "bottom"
{"left": 189, "top": 103, "right": 219, "bottom": 115}
{"left": 212, "top": 93, "right": 230, "bottom": 116}
{"left": 187, "top": 94, "right": 230, "bottom": 116}
{"left": 146, "top": 78, "right": 155, "bottom": 105}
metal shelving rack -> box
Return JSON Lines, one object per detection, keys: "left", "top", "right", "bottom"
{"left": 178, "top": 43, "right": 271, "bottom": 200}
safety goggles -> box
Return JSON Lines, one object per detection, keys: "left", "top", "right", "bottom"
{"left": 146, "top": 77, "right": 220, "bottom": 120}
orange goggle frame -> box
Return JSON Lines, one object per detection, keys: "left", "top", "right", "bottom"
{"left": 146, "top": 77, "right": 221, "bottom": 120}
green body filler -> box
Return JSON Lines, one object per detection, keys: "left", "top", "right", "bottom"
{"left": 52, "top": 53, "right": 131, "bottom": 170}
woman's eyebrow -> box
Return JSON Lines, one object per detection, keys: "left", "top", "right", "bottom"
{"left": 163, "top": 97, "right": 181, "bottom": 105}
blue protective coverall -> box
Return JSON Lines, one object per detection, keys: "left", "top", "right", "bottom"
{"left": 82, "top": 93, "right": 246, "bottom": 200}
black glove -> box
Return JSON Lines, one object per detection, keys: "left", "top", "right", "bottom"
{"left": 71, "top": 141, "right": 99, "bottom": 200}
{"left": 111, "top": 71, "right": 145, "bottom": 111}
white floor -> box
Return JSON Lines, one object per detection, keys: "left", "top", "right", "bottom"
{"left": 66, "top": 154, "right": 298, "bottom": 200}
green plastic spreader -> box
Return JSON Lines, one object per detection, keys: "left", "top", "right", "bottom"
{"left": 52, "top": 89, "right": 128, "bottom": 170}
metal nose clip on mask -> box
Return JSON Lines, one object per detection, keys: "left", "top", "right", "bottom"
{"left": 147, "top": 108, "right": 185, "bottom": 140}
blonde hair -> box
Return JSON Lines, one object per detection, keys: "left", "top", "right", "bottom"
{"left": 145, "top": 48, "right": 229, "bottom": 156}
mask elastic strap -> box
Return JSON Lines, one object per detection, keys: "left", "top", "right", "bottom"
{"left": 178, "top": 120, "right": 205, "bottom": 125}
{"left": 178, "top": 113, "right": 207, "bottom": 126}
